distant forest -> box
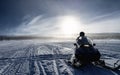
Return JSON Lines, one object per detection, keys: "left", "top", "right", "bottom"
{"left": 0, "top": 33, "right": 120, "bottom": 40}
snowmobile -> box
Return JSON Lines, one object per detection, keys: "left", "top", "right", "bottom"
{"left": 66, "top": 43, "right": 120, "bottom": 70}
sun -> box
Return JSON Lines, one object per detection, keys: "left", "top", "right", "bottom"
{"left": 57, "top": 16, "right": 81, "bottom": 37}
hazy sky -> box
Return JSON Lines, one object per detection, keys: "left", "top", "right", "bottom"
{"left": 0, "top": 0, "right": 120, "bottom": 36}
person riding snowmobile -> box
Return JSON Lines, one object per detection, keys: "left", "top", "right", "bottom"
{"left": 71, "top": 32, "right": 101, "bottom": 66}
{"left": 76, "top": 32, "right": 93, "bottom": 47}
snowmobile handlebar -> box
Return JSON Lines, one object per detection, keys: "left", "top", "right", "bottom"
{"left": 93, "top": 43, "right": 96, "bottom": 46}
{"left": 73, "top": 43, "right": 77, "bottom": 46}
{"left": 73, "top": 43, "right": 78, "bottom": 49}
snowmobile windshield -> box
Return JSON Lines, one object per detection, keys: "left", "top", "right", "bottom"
{"left": 77, "top": 36, "right": 93, "bottom": 46}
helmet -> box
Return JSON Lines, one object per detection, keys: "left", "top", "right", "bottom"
{"left": 80, "top": 32, "right": 85, "bottom": 36}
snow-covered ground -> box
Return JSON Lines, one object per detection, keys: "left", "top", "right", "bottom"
{"left": 0, "top": 39, "right": 119, "bottom": 75}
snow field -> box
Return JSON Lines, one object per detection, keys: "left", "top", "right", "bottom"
{"left": 0, "top": 40, "right": 119, "bottom": 75}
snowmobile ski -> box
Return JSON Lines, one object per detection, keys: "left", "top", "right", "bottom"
{"left": 95, "top": 59, "right": 120, "bottom": 71}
